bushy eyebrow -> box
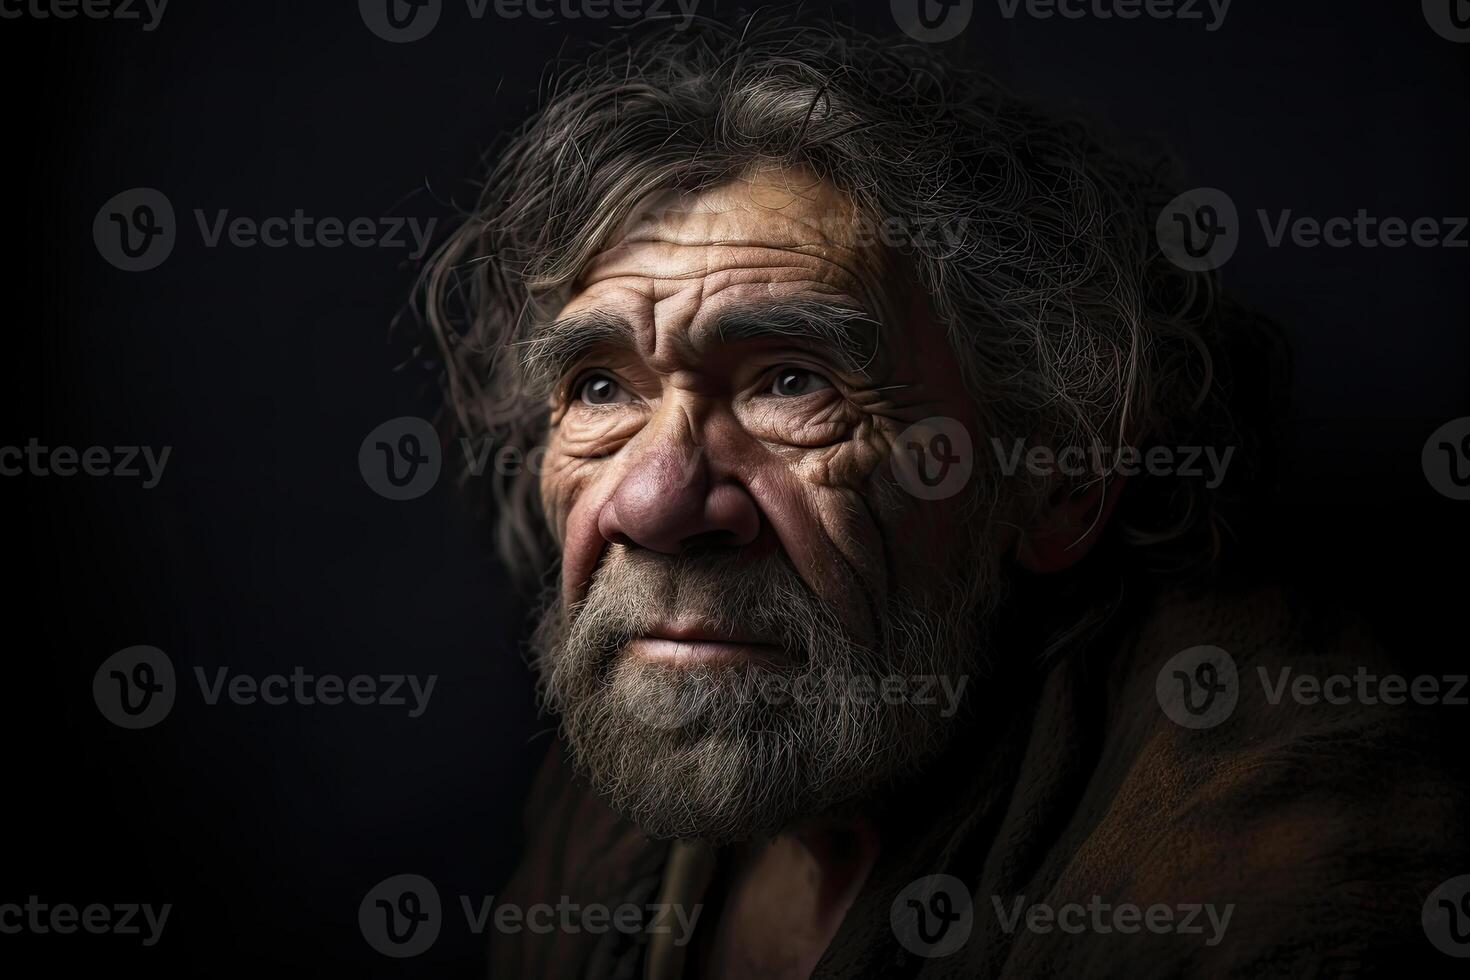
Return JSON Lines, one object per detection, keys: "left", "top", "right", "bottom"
{"left": 698, "top": 301, "right": 883, "bottom": 376}
{"left": 516, "top": 300, "right": 885, "bottom": 395}
{"left": 516, "top": 309, "right": 632, "bottom": 396}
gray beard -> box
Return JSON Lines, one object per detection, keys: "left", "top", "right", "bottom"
{"left": 533, "top": 544, "right": 1003, "bottom": 844}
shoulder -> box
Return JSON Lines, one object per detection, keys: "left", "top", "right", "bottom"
{"left": 1067, "top": 583, "right": 1470, "bottom": 972}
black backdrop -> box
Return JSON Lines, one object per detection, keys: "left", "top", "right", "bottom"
{"left": 3, "top": 0, "right": 1467, "bottom": 974}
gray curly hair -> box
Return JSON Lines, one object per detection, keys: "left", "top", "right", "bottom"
{"left": 408, "top": 14, "right": 1287, "bottom": 611}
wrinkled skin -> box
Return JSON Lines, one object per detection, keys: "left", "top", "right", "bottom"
{"left": 539, "top": 165, "right": 1000, "bottom": 630}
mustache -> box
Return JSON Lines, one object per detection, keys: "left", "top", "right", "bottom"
{"left": 561, "top": 545, "right": 858, "bottom": 669}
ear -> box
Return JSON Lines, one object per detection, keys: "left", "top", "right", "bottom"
{"left": 1016, "top": 477, "right": 1127, "bottom": 573}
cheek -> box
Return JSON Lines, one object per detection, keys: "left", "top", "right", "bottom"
{"left": 539, "top": 403, "right": 650, "bottom": 579}
{"left": 788, "top": 422, "right": 975, "bottom": 596}
{"left": 748, "top": 427, "right": 896, "bottom": 619}
{"left": 539, "top": 437, "right": 615, "bottom": 603}
{"left": 735, "top": 391, "right": 860, "bottom": 449}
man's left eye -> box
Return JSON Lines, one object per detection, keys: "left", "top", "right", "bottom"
{"left": 576, "top": 372, "right": 633, "bottom": 406}
{"left": 769, "top": 367, "right": 833, "bottom": 397}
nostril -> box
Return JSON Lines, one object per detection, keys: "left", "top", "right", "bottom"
{"left": 679, "top": 529, "right": 744, "bottom": 551}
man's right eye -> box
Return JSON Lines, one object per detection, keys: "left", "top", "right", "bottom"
{"left": 575, "top": 373, "right": 633, "bottom": 406}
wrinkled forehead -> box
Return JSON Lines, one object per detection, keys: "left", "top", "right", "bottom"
{"left": 558, "top": 167, "right": 904, "bottom": 338}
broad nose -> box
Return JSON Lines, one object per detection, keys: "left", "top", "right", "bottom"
{"left": 596, "top": 425, "right": 760, "bottom": 554}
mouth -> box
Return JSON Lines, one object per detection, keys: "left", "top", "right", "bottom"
{"left": 626, "top": 620, "right": 783, "bottom": 667}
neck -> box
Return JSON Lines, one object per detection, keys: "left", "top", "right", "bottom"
{"left": 694, "top": 816, "right": 881, "bottom": 979}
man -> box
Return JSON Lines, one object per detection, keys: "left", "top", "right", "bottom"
{"left": 411, "top": 17, "right": 1467, "bottom": 978}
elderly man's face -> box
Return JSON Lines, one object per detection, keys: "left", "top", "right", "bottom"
{"left": 530, "top": 166, "right": 1008, "bottom": 841}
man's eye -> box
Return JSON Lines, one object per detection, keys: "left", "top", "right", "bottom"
{"left": 576, "top": 373, "right": 632, "bottom": 406}
{"left": 769, "top": 367, "right": 833, "bottom": 398}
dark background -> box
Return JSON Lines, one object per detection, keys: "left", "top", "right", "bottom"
{"left": 2, "top": 0, "right": 1466, "bottom": 974}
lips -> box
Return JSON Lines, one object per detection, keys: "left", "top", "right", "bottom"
{"left": 626, "top": 619, "right": 782, "bottom": 667}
